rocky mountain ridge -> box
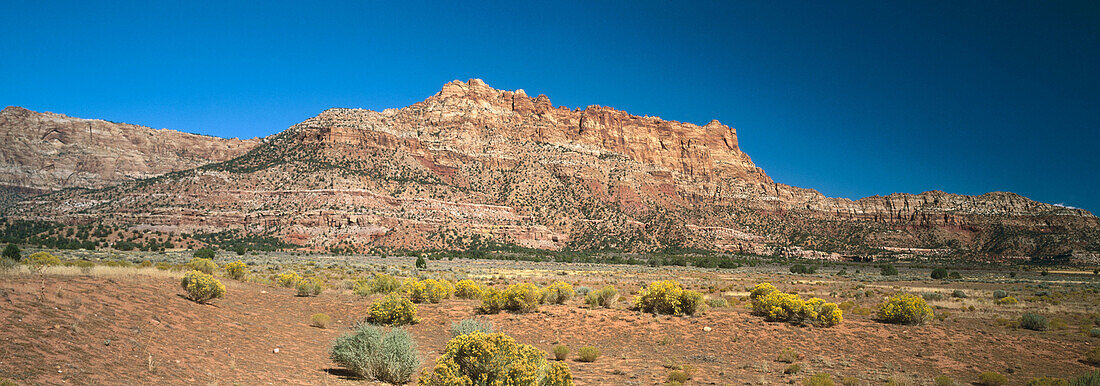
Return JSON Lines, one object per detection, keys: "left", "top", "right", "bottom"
{"left": 3, "top": 80, "right": 1097, "bottom": 258}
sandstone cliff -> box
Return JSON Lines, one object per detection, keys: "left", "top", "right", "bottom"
{"left": 0, "top": 106, "right": 260, "bottom": 193}
{"left": 4, "top": 81, "right": 1097, "bottom": 258}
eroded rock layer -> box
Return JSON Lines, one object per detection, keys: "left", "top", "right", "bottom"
{"left": 5, "top": 80, "right": 1097, "bottom": 258}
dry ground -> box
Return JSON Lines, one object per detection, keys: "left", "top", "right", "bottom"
{"left": 0, "top": 260, "right": 1098, "bottom": 385}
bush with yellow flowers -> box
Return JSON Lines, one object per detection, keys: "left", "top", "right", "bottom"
{"left": 180, "top": 270, "right": 226, "bottom": 303}
{"left": 186, "top": 257, "right": 217, "bottom": 274}
{"left": 633, "top": 280, "right": 706, "bottom": 316}
{"left": 402, "top": 278, "right": 453, "bottom": 303}
{"left": 420, "top": 331, "right": 574, "bottom": 386}
{"left": 454, "top": 279, "right": 484, "bottom": 299}
{"left": 28, "top": 251, "right": 62, "bottom": 267}
{"left": 223, "top": 260, "right": 248, "bottom": 280}
{"left": 369, "top": 294, "right": 420, "bottom": 326}
{"left": 749, "top": 283, "right": 843, "bottom": 327}
{"left": 994, "top": 296, "right": 1018, "bottom": 305}
{"left": 543, "top": 281, "right": 575, "bottom": 305}
{"left": 877, "top": 293, "right": 933, "bottom": 325}
{"left": 276, "top": 271, "right": 303, "bottom": 288}
{"left": 502, "top": 283, "right": 543, "bottom": 313}
{"left": 477, "top": 287, "right": 506, "bottom": 314}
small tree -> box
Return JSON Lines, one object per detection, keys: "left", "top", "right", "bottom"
{"left": 880, "top": 264, "right": 899, "bottom": 276}
{"left": 2, "top": 243, "right": 20, "bottom": 261}
{"left": 415, "top": 255, "right": 427, "bottom": 270}
{"left": 930, "top": 268, "right": 948, "bottom": 279}
{"left": 193, "top": 248, "right": 216, "bottom": 259}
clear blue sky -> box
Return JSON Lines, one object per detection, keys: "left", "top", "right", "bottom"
{"left": 3, "top": 1, "right": 1097, "bottom": 213}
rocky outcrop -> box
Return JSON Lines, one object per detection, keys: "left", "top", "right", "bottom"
{"left": 4, "top": 81, "right": 1097, "bottom": 258}
{"left": 0, "top": 106, "right": 260, "bottom": 193}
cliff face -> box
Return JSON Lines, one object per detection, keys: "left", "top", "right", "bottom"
{"left": 0, "top": 106, "right": 260, "bottom": 193}
{"left": 4, "top": 81, "right": 1097, "bottom": 258}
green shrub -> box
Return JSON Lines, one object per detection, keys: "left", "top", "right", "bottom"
{"left": 155, "top": 262, "right": 172, "bottom": 270}
{"left": 454, "top": 279, "right": 483, "bottom": 299}
{"left": 922, "top": 292, "right": 945, "bottom": 301}
{"left": 949, "top": 271, "right": 962, "bottom": 279}
{"left": 577, "top": 346, "right": 600, "bottom": 362}
{"left": 785, "top": 363, "right": 802, "bottom": 374}
{"left": 880, "top": 264, "right": 898, "bottom": 276}
{"left": 1072, "top": 370, "right": 1100, "bottom": 385}
{"left": 992, "top": 290, "right": 1008, "bottom": 299}
{"left": 876, "top": 294, "right": 933, "bottom": 325}
{"left": 329, "top": 324, "right": 420, "bottom": 384}
{"left": 633, "top": 280, "right": 705, "bottom": 316}
{"left": 353, "top": 273, "right": 401, "bottom": 296}
{"left": 977, "top": 371, "right": 1008, "bottom": 386}
{"left": 73, "top": 260, "right": 95, "bottom": 274}
{"left": 543, "top": 281, "right": 575, "bottom": 304}
{"left": 224, "top": 260, "right": 248, "bottom": 280}
{"left": 421, "top": 332, "right": 574, "bottom": 386}
{"left": 2, "top": 243, "right": 20, "bottom": 261}
{"left": 707, "top": 297, "right": 728, "bottom": 308}
{"left": 934, "top": 375, "right": 955, "bottom": 385}
{"left": 1020, "top": 313, "right": 1049, "bottom": 331}
{"left": 1026, "top": 376, "right": 1067, "bottom": 386}
{"left": 575, "top": 286, "right": 593, "bottom": 297}
{"left": 192, "top": 247, "right": 215, "bottom": 259}
{"left": 951, "top": 290, "right": 968, "bottom": 299}
{"left": 187, "top": 258, "right": 216, "bottom": 274}
{"left": 297, "top": 277, "right": 324, "bottom": 297}
{"left": 368, "top": 294, "right": 419, "bottom": 326}
{"left": 930, "top": 268, "right": 948, "bottom": 279}
{"left": 804, "top": 373, "right": 835, "bottom": 386}
{"left": 553, "top": 345, "right": 570, "bottom": 361}
{"left": 415, "top": 255, "right": 426, "bottom": 269}
{"left": 668, "top": 369, "right": 690, "bottom": 384}
{"left": 776, "top": 347, "right": 800, "bottom": 363}
{"left": 502, "top": 283, "right": 543, "bottom": 313}
{"left": 790, "top": 264, "right": 817, "bottom": 274}
{"left": 585, "top": 285, "right": 619, "bottom": 308}
{"left": 450, "top": 318, "right": 494, "bottom": 337}
{"left": 1090, "top": 328, "right": 1100, "bottom": 338}
{"left": 311, "top": 313, "right": 332, "bottom": 329}
{"left": 180, "top": 270, "right": 226, "bottom": 303}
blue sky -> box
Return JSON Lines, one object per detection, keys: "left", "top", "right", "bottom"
{"left": 2, "top": 1, "right": 1097, "bottom": 213}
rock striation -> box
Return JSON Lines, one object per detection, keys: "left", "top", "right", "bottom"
{"left": 0, "top": 106, "right": 259, "bottom": 193}
{"left": 3, "top": 81, "right": 1097, "bottom": 258}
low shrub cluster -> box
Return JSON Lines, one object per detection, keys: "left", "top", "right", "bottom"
{"left": 329, "top": 324, "right": 420, "bottom": 384}
{"left": 311, "top": 313, "right": 331, "bottom": 329}
{"left": 577, "top": 346, "right": 600, "bottom": 362}
{"left": 633, "top": 280, "right": 705, "bottom": 316}
{"left": 553, "top": 345, "right": 570, "bottom": 361}
{"left": 353, "top": 273, "right": 402, "bottom": 296}
{"left": 28, "top": 251, "right": 61, "bottom": 267}
{"left": 502, "top": 283, "right": 543, "bottom": 313}
{"left": 297, "top": 277, "right": 324, "bottom": 297}
{"left": 449, "top": 318, "right": 494, "bottom": 337}
{"left": 402, "top": 278, "right": 453, "bottom": 304}
{"left": 224, "top": 260, "right": 248, "bottom": 280}
{"left": 543, "top": 281, "right": 575, "bottom": 304}
{"left": 368, "top": 294, "right": 419, "bottom": 326}
{"left": 749, "top": 283, "right": 842, "bottom": 327}
{"left": 453, "top": 279, "right": 483, "bottom": 299}
{"left": 277, "top": 272, "right": 303, "bottom": 287}
{"left": 876, "top": 293, "right": 933, "bottom": 325}
{"left": 584, "top": 285, "right": 619, "bottom": 308}
{"left": 186, "top": 257, "right": 217, "bottom": 274}
{"left": 1020, "top": 313, "right": 1049, "bottom": 331}
{"left": 994, "top": 296, "right": 1018, "bottom": 305}
{"left": 977, "top": 371, "right": 1008, "bottom": 386}
{"left": 421, "top": 332, "right": 573, "bottom": 385}
{"left": 477, "top": 287, "right": 506, "bottom": 314}
{"left": 180, "top": 270, "right": 226, "bottom": 303}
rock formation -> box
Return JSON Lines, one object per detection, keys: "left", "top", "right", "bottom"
{"left": 3, "top": 81, "right": 1097, "bottom": 258}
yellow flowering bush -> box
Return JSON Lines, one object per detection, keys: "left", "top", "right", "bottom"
{"left": 28, "top": 252, "right": 61, "bottom": 267}
{"left": 543, "top": 281, "right": 575, "bottom": 305}
{"left": 454, "top": 279, "right": 484, "bottom": 299}
{"left": 277, "top": 271, "right": 303, "bottom": 288}
{"left": 420, "top": 332, "right": 573, "bottom": 386}
{"left": 503, "top": 283, "right": 543, "bottom": 313}
{"left": 749, "top": 283, "right": 842, "bottom": 327}
{"left": 633, "top": 280, "right": 705, "bottom": 316}
{"left": 369, "top": 294, "right": 420, "bottom": 326}
{"left": 994, "top": 296, "right": 1018, "bottom": 305}
{"left": 223, "top": 260, "right": 248, "bottom": 280}
{"left": 477, "top": 287, "right": 506, "bottom": 314}
{"left": 402, "top": 278, "right": 453, "bottom": 303}
{"left": 877, "top": 293, "right": 933, "bottom": 325}
{"left": 180, "top": 270, "right": 226, "bottom": 303}
{"left": 186, "top": 257, "right": 217, "bottom": 274}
